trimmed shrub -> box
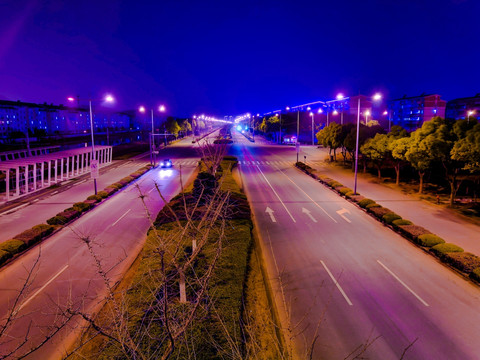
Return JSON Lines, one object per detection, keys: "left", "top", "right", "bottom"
{"left": 0, "top": 250, "right": 12, "bottom": 265}
{"left": 327, "top": 180, "right": 343, "bottom": 188}
{"left": 358, "top": 198, "right": 376, "bottom": 208}
{"left": 349, "top": 194, "right": 364, "bottom": 202}
{"left": 87, "top": 194, "right": 102, "bottom": 202}
{"left": 445, "top": 252, "right": 480, "bottom": 273}
{"left": 382, "top": 212, "right": 402, "bottom": 224}
{"left": 416, "top": 234, "right": 445, "bottom": 247}
{"left": 73, "top": 202, "right": 92, "bottom": 213}
{"left": 0, "top": 239, "right": 26, "bottom": 254}
{"left": 366, "top": 202, "right": 381, "bottom": 209}
{"left": 431, "top": 243, "right": 464, "bottom": 257}
{"left": 120, "top": 176, "right": 134, "bottom": 184}
{"left": 14, "top": 224, "right": 54, "bottom": 246}
{"left": 369, "top": 206, "right": 393, "bottom": 219}
{"left": 47, "top": 215, "right": 68, "bottom": 225}
{"left": 296, "top": 162, "right": 312, "bottom": 171}
{"left": 98, "top": 190, "right": 109, "bottom": 199}
{"left": 338, "top": 187, "right": 353, "bottom": 196}
{"left": 57, "top": 209, "right": 81, "bottom": 223}
{"left": 103, "top": 187, "right": 117, "bottom": 195}
{"left": 397, "top": 224, "right": 431, "bottom": 241}
{"left": 392, "top": 219, "right": 413, "bottom": 226}
{"left": 111, "top": 182, "right": 124, "bottom": 189}
{"left": 470, "top": 268, "right": 480, "bottom": 282}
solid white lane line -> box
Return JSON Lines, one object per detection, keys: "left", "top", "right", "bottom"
{"left": 320, "top": 260, "right": 353, "bottom": 306}
{"left": 275, "top": 165, "right": 337, "bottom": 223}
{"left": 52, "top": 191, "right": 59, "bottom": 195}
{"left": 32, "top": 199, "right": 39, "bottom": 203}
{"left": 112, "top": 209, "right": 132, "bottom": 227}
{"left": 19, "top": 265, "right": 69, "bottom": 311}
{"left": 255, "top": 165, "right": 296, "bottom": 223}
{"left": 377, "top": 260, "right": 429, "bottom": 307}
{"left": 148, "top": 187, "right": 156, "bottom": 193}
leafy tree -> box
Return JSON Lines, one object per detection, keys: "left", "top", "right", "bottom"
{"left": 165, "top": 117, "right": 182, "bottom": 137}
{"left": 180, "top": 119, "right": 192, "bottom": 135}
{"left": 259, "top": 115, "right": 281, "bottom": 141}
{"left": 361, "top": 133, "right": 390, "bottom": 178}
{"left": 316, "top": 122, "right": 342, "bottom": 160}
{"left": 390, "top": 136, "right": 410, "bottom": 185}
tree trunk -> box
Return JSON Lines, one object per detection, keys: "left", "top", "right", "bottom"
{"left": 179, "top": 270, "right": 187, "bottom": 303}
{"left": 418, "top": 171, "right": 425, "bottom": 194}
{"left": 394, "top": 163, "right": 400, "bottom": 185}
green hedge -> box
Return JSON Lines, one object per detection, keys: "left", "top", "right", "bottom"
{"left": 47, "top": 215, "right": 68, "bottom": 225}
{"left": 470, "top": 268, "right": 480, "bottom": 282}
{"left": 382, "top": 212, "right": 402, "bottom": 224}
{"left": 358, "top": 198, "right": 376, "bottom": 208}
{"left": 369, "top": 206, "right": 393, "bottom": 219}
{"left": 445, "top": 252, "right": 480, "bottom": 274}
{"left": 417, "top": 234, "right": 445, "bottom": 247}
{"left": 0, "top": 250, "right": 12, "bottom": 266}
{"left": 338, "top": 187, "right": 353, "bottom": 196}
{"left": 0, "top": 239, "right": 26, "bottom": 254}
{"left": 327, "top": 180, "right": 343, "bottom": 188}
{"left": 97, "top": 190, "right": 109, "bottom": 198}
{"left": 397, "top": 224, "right": 431, "bottom": 241}
{"left": 392, "top": 219, "right": 413, "bottom": 226}
{"left": 14, "top": 224, "right": 55, "bottom": 246}
{"left": 87, "top": 194, "right": 103, "bottom": 202}
{"left": 365, "top": 202, "right": 381, "bottom": 209}
{"left": 431, "top": 243, "right": 464, "bottom": 256}
{"left": 296, "top": 162, "right": 313, "bottom": 171}
{"left": 73, "top": 202, "right": 92, "bottom": 213}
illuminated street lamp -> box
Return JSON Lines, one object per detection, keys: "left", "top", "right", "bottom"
{"left": 467, "top": 110, "right": 474, "bottom": 124}
{"left": 365, "top": 110, "right": 371, "bottom": 125}
{"left": 336, "top": 93, "right": 345, "bottom": 125}
{"left": 139, "top": 105, "right": 165, "bottom": 165}
{"left": 354, "top": 93, "right": 382, "bottom": 195}
{"left": 67, "top": 94, "right": 115, "bottom": 194}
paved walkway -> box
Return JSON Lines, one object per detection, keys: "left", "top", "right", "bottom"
{"left": 300, "top": 146, "right": 480, "bottom": 257}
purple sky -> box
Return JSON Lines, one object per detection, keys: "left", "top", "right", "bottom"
{"left": 0, "top": 0, "right": 479, "bottom": 117}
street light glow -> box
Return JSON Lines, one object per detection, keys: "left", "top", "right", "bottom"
{"left": 383, "top": 110, "right": 388, "bottom": 115}
{"left": 105, "top": 95, "right": 114, "bottom": 103}
{"left": 159, "top": 105, "right": 166, "bottom": 112}
{"left": 67, "top": 97, "right": 75, "bottom": 102}
{"left": 318, "top": 108, "right": 323, "bottom": 114}
{"left": 373, "top": 93, "right": 382, "bottom": 101}
{"left": 336, "top": 93, "right": 344, "bottom": 100}
{"left": 139, "top": 106, "right": 146, "bottom": 113}
{"left": 333, "top": 110, "right": 338, "bottom": 115}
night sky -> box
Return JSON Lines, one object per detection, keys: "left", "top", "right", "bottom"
{"left": 0, "top": 0, "right": 479, "bottom": 117}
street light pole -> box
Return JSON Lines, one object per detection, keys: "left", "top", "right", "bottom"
{"left": 354, "top": 97, "right": 361, "bottom": 195}
{"left": 310, "top": 112, "right": 314, "bottom": 145}
{"left": 296, "top": 110, "right": 300, "bottom": 162}
{"left": 88, "top": 99, "right": 97, "bottom": 195}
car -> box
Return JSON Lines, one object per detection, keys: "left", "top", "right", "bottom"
{"left": 160, "top": 159, "right": 173, "bottom": 168}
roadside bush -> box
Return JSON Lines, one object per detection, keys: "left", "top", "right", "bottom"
{"left": 382, "top": 212, "right": 402, "bottom": 224}
{"left": 73, "top": 202, "right": 92, "bottom": 213}
{"left": 98, "top": 190, "right": 109, "bottom": 199}
{"left": 397, "top": 224, "right": 431, "bottom": 241}
{"left": 57, "top": 209, "right": 81, "bottom": 223}
{"left": 296, "top": 162, "right": 312, "bottom": 171}
{"left": 0, "top": 239, "right": 26, "bottom": 254}
{"left": 104, "top": 187, "right": 117, "bottom": 195}
{"left": 431, "top": 243, "right": 464, "bottom": 257}
{"left": 327, "top": 180, "right": 343, "bottom": 188}
{"left": 338, "top": 187, "right": 352, "bottom": 196}
{"left": 392, "top": 219, "right": 413, "bottom": 226}
{"left": 87, "top": 194, "right": 103, "bottom": 202}
{"left": 366, "top": 202, "right": 381, "bottom": 209}
{"left": 349, "top": 194, "right": 364, "bottom": 202}
{"left": 111, "top": 183, "right": 124, "bottom": 189}
{"left": 358, "top": 198, "right": 376, "bottom": 208}
{"left": 444, "top": 252, "right": 480, "bottom": 273}
{"left": 470, "top": 268, "right": 480, "bottom": 282}
{"left": 369, "top": 206, "right": 393, "bottom": 219}
{"left": 14, "top": 224, "right": 54, "bottom": 246}
{"left": 0, "top": 250, "right": 12, "bottom": 265}
{"left": 416, "top": 234, "right": 445, "bottom": 247}
{"left": 47, "top": 215, "right": 68, "bottom": 225}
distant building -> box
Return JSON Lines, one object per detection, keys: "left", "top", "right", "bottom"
{"left": 388, "top": 94, "right": 446, "bottom": 130}
{"left": 445, "top": 94, "right": 480, "bottom": 122}
{"left": 0, "top": 99, "right": 134, "bottom": 139}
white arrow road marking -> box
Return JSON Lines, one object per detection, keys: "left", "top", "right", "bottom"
{"left": 274, "top": 165, "right": 337, "bottom": 223}
{"left": 336, "top": 208, "right": 351, "bottom": 223}
{"left": 377, "top": 260, "right": 429, "bottom": 307}
{"left": 265, "top": 207, "right": 277, "bottom": 222}
{"left": 256, "top": 166, "right": 296, "bottom": 223}
{"left": 19, "top": 264, "right": 69, "bottom": 311}
{"left": 320, "top": 261, "right": 353, "bottom": 306}
{"left": 302, "top": 207, "right": 317, "bottom": 223}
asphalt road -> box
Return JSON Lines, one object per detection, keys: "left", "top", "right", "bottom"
{"left": 229, "top": 132, "right": 480, "bottom": 359}
{"left": 0, "top": 137, "right": 204, "bottom": 359}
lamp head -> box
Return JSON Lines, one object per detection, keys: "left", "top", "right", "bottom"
{"left": 139, "top": 106, "right": 146, "bottom": 113}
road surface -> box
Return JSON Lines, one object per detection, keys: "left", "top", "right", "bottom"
{"left": 229, "top": 131, "right": 480, "bottom": 359}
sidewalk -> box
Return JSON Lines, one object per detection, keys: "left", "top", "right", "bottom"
{"left": 301, "top": 147, "right": 480, "bottom": 257}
